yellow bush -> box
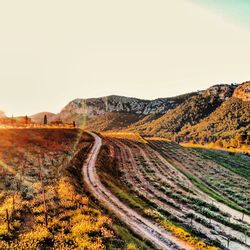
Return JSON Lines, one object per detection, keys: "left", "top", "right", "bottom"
{"left": 75, "top": 236, "right": 105, "bottom": 250}
{"left": 35, "top": 215, "right": 45, "bottom": 224}
{"left": 0, "top": 223, "right": 8, "bottom": 237}
{"left": 58, "top": 177, "right": 76, "bottom": 201}
{"left": 0, "top": 176, "right": 113, "bottom": 249}
{"left": 161, "top": 219, "right": 218, "bottom": 250}
{"left": 72, "top": 222, "right": 95, "bottom": 236}
{"left": 32, "top": 204, "right": 44, "bottom": 214}
{"left": 144, "top": 208, "right": 159, "bottom": 219}
{"left": 12, "top": 220, "right": 21, "bottom": 230}
{"left": 21, "top": 225, "right": 50, "bottom": 242}
{"left": 0, "top": 194, "right": 22, "bottom": 217}
{"left": 127, "top": 243, "right": 138, "bottom": 250}
{"left": 0, "top": 241, "right": 9, "bottom": 249}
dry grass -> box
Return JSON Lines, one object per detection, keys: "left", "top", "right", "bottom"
{"left": 102, "top": 132, "right": 148, "bottom": 144}
{"left": 145, "top": 137, "right": 171, "bottom": 142}
{"left": 0, "top": 129, "right": 114, "bottom": 249}
{"left": 180, "top": 142, "right": 250, "bottom": 154}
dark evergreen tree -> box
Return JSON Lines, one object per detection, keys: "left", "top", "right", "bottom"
{"left": 11, "top": 115, "right": 14, "bottom": 125}
{"left": 25, "top": 115, "right": 28, "bottom": 125}
{"left": 44, "top": 115, "right": 47, "bottom": 125}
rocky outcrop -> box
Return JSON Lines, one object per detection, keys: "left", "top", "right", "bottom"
{"left": 58, "top": 84, "right": 236, "bottom": 123}
{"left": 54, "top": 95, "right": 187, "bottom": 123}
{"left": 233, "top": 81, "right": 250, "bottom": 102}
{"left": 201, "top": 84, "right": 236, "bottom": 100}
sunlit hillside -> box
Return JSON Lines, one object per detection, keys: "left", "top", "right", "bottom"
{"left": 0, "top": 129, "right": 116, "bottom": 249}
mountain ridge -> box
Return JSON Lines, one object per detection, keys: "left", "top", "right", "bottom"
{"left": 22, "top": 81, "right": 250, "bottom": 146}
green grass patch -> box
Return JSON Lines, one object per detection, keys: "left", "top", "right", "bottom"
{"left": 194, "top": 148, "right": 250, "bottom": 181}
{"left": 165, "top": 161, "right": 246, "bottom": 213}
{"left": 154, "top": 144, "right": 247, "bottom": 213}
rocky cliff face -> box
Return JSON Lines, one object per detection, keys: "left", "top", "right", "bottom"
{"left": 52, "top": 84, "right": 240, "bottom": 125}
{"left": 201, "top": 84, "right": 236, "bottom": 100}
{"left": 55, "top": 95, "right": 185, "bottom": 122}
{"left": 233, "top": 81, "right": 250, "bottom": 102}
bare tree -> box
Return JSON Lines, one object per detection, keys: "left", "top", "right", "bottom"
{"left": 6, "top": 209, "right": 10, "bottom": 232}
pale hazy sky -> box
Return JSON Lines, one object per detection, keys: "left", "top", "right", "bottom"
{"left": 0, "top": 0, "right": 250, "bottom": 116}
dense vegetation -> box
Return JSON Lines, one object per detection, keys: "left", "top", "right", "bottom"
{"left": 127, "top": 83, "right": 250, "bottom": 150}
{"left": 193, "top": 148, "right": 250, "bottom": 181}
{"left": 179, "top": 97, "right": 250, "bottom": 146}
{"left": 129, "top": 93, "right": 225, "bottom": 135}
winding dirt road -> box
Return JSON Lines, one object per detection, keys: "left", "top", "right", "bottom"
{"left": 82, "top": 132, "right": 191, "bottom": 250}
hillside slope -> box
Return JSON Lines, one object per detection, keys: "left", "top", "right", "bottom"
{"left": 179, "top": 97, "right": 250, "bottom": 143}
{"left": 127, "top": 84, "right": 236, "bottom": 136}
{"left": 134, "top": 82, "right": 250, "bottom": 146}
{"left": 84, "top": 112, "right": 145, "bottom": 131}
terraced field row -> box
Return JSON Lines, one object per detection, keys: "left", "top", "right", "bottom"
{"left": 99, "top": 135, "right": 250, "bottom": 249}
{"left": 150, "top": 141, "right": 250, "bottom": 213}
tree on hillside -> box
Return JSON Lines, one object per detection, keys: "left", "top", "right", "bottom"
{"left": 25, "top": 115, "right": 29, "bottom": 125}
{"left": 11, "top": 115, "right": 14, "bottom": 125}
{"left": 44, "top": 115, "right": 47, "bottom": 125}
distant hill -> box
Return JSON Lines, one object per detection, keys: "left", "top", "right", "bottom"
{"left": 30, "top": 112, "right": 56, "bottom": 124}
